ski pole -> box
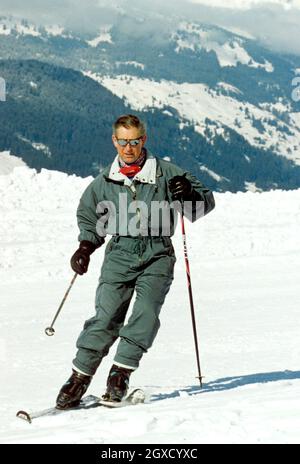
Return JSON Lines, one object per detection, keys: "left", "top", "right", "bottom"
{"left": 180, "top": 203, "right": 203, "bottom": 387}
{"left": 45, "top": 273, "right": 78, "bottom": 336}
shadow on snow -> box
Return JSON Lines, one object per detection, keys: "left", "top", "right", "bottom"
{"left": 150, "top": 370, "right": 300, "bottom": 402}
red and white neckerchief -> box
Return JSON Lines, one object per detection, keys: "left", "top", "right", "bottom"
{"left": 118, "top": 149, "right": 146, "bottom": 178}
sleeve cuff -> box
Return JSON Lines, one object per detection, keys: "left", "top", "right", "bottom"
{"left": 78, "top": 231, "right": 105, "bottom": 247}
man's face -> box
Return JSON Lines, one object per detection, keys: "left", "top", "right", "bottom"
{"left": 112, "top": 126, "right": 147, "bottom": 164}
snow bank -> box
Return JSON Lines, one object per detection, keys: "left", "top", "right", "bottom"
{"left": 0, "top": 166, "right": 93, "bottom": 282}
{"left": 0, "top": 151, "right": 27, "bottom": 175}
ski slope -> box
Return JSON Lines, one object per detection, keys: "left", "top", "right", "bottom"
{"left": 0, "top": 161, "right": 300, "bottom": 444}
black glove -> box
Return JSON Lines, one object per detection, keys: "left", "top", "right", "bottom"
{"left": 70, "top": 241, "right": 98, "bottom": 275}
{"left": 168, "top": 175, "right": 192, "bottom": 201}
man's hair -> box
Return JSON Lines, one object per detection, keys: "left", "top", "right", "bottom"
{"left": 113, "top": 114, "right": 146, "bottom": 136}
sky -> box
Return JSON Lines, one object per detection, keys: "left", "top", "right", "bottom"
{"left": 189, "top": 0, "right": 300, "bottom": 7}
{"left": 1, "top": 0, "right": 300, "bottom": 55}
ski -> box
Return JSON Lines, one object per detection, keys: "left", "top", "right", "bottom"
{"left": 98, "top": 388, "right": 145, "bottom": 408}
{"left": 16, "top": 388, "right": 145, "bottom": 423}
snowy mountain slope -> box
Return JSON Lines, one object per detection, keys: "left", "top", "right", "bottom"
{"left": 172, "top": 21, "right": 274, "bottom": 71}
{"left": 1, "top": 58, "right": 300, "bottom": 194}
{"left": 0, "top": 14, "right": 299, "bottom": 176}
{"left": 0, "top": 16, "right": 71, "bottom": 39}
{"left": 0, "top": 163, "right": 300, "bottom": 443}
{"left": 0, "top": 17, "right": 41, "bottom": 37}
{"left": 86, "top": 72, "right": 300, "bottom": 164}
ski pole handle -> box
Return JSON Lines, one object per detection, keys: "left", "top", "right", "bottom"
{"left": 45, "top": 273, "right": 78, "bottom": 336}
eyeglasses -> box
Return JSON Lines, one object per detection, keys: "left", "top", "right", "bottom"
{"left": 116, "top": 136, "right": 143, "bottom": 147}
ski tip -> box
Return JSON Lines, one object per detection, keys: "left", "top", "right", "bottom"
{"left": 129, "top": 389, "right": 146, "bottom": 404}
{"left": 16, "top": 410, "right": 32, "bottom": 424}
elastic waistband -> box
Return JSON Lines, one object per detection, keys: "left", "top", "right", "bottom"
{"left": 112, "top": 235, "right": 172, "bottom": 246}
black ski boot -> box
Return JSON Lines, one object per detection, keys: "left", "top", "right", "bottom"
{"left": 56, "top": 369, "right": 92, "bottom": 410}
{"left": 102, "top": 364, "right": 133, "bottom": 403}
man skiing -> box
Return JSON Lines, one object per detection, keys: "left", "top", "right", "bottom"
{"left": 56, "top": 114, "right": 215, "bottom": 409}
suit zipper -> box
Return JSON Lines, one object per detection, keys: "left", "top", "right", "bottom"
{"left": 126, "top": 184, "right": 141, "bottom": 228}
{"left": 126, "top": 184, "right": 142, "bottom": 262}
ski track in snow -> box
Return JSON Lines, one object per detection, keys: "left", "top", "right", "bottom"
{"left": 0, "top": 163, "right": 300, "bottom": 444}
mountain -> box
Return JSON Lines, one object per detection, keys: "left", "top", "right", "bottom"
{"left": 0, "top": 15, "right": 300, "bottom": 191}
{"left": 0, "top": 59, "right": 210, "bottom": 181}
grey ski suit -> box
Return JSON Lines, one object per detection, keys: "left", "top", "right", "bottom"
{"left": 73, "top": 151, "right": 215, "bottom": 374}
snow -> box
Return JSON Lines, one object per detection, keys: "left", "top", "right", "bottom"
{"left": 0, "top": 163, "right": 300, "bottom": 444}
{"left": 244, "top": 181, "right": 263, "bottom": 192}
{"left": 29, "top": 81, "right": 38, "bottom": 89}
{"left": 0, "top": 17, "right": 41, "bottom": 37}
{"left": 31, "top": 142, "right": 51, "bottom": 157}
{"left": 87, "top": 27, "right": 113, "bottom": 47}
{"left": 0, "top": 23, "right": 11, "bottom": 35}
{"left": 216, "top": 82, "right": 242, "bottom": 95}
{"left": 15, "top": 23, "right": 40, "bottom": 37}
{"left": 17, "top": 135, "right": 51, "bottom": 157}
{"left": 86, "top": 72, "right": 300, "bottom": 164}
{"left": 44, "top": 25, "right": 65, "bottom": 37}
{"left": 116, "top": 61, "right": 145, "bottom": 70}
{"left": 173, "top": 22, "right": 274, "bottom": 72}
{"left": 199, "top": 164, "right": 230, "bottom": 182}
{"left": 0, "top": 151, "right": 27, "bottom": 175}
{"left": 0, "top": 17, "right": 72, "bottom": 40}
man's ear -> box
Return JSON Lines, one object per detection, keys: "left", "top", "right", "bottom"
{"left": 142, "top": 134, "right": 147, "bottom": 145}
{"left": 112, "top": 135, "right": 117, "bottom": 147}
